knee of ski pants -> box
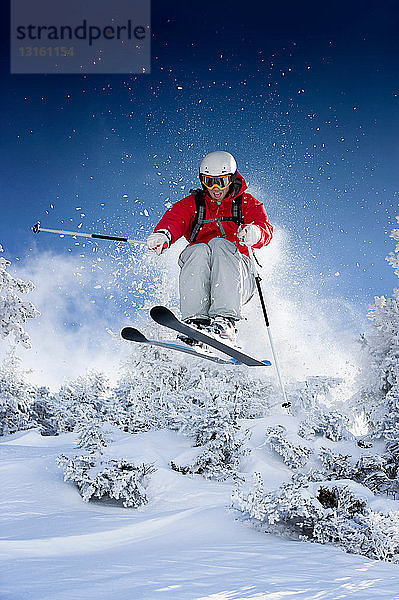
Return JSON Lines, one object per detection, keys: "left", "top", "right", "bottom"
{"left": 178, "top": 243, "right": 210, "bottom": 268}
{"left": 208, "top": 237, "right": 238, "bottom": 256}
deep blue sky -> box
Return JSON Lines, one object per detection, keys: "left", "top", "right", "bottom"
{"left": 1, "top": 0, "right": 399, "bottom": 310}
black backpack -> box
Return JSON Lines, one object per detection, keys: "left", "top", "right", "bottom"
{"left": 188, "top": 188, "right": 244, "bottom": 243}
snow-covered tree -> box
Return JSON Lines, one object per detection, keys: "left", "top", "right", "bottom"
{"left": 0, "top": 247, "right": 39, "bottom": 348}
{"left": 0, "top": 352, "right": 36, "bottom": 435}
{"left": 0, "top": 252, "right": 42, "bottom": 436}
{"left": 357, "top": 216, "right": 399, "bottom": 436}
{"left": 386, "top": 215, "right": 399, "bottom": 277}
{"left": 29, "top": 386, "right": 59, "bottom": 436}
{"left": 0, "top": 353, "right": 61, "bottom": 437}
{"left": 54, "top": 370, "right": 111, "bottom": 432}
{"left": 171, "top": 398, "right": 249, "bottom": 481}
{"left": 112, "top": 344, "right": 276, "bottom": 436}
{"left": 112, "top": 346, "right": 188, "bottom": 433}
{"left": 75, "top": 420, "right": 114, "bottom": 454}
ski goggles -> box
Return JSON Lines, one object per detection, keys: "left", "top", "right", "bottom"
{"left": 200, "top": 173, "right": 233, "bottom": 190}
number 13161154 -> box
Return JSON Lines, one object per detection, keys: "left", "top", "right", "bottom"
{"left": 18, "top": 46, "right": 74, "bottom": 57}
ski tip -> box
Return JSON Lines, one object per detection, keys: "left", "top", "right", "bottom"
{"left": 149, "top": 305, "right": 163, "bottom": 317}
{"left": 262, "top": 360, "right": 272, "bottom": 366}
{"left": 150, "top": 305, "right": 175, "bottom": 322}
{"left": 121, "top": 327, "right": 147, "bottom": 343}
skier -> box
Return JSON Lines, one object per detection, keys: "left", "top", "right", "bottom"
{"left": 146, "top": 151, "right": 273, "bottom": 344}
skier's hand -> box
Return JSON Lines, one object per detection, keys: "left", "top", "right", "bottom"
{"left": 146, "top": 231, "right": 170, "bottom": 255}
{"left": 237, "top": 224, "right": 261, "bottom": 247}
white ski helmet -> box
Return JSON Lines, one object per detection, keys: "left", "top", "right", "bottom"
{"left": 199, "top": 151, "right": 237, "bottom": 177}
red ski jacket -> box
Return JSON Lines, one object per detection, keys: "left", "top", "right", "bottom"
{"left": 154, "top": 173, "right": 273, "bottom": 257}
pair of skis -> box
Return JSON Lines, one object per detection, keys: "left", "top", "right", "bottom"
{"left": 121, "top": 306, "right": 271, "bottom": 367}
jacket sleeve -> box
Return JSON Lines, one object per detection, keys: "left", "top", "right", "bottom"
{"left": 153, "top": 196, "right": 195, "bottom": 244}
{"left": 242, "top": 194, "right": 273, "bottom": 249}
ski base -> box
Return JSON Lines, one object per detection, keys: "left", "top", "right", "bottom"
{"left": 150, "top": 306, "right": 271, "bottom": 367}
{"left": 121, "top": 327, "right": 237, "bottom": 365}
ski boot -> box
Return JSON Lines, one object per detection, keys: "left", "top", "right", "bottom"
{"left": 177, "top": 317, "right": 212, "bottom": 348}
{"left": 210, "top": 316, "right": 238, "bottom": 345}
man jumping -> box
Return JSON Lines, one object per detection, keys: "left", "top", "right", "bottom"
{"left": 146, "top": 151, "right": 273, "bottom": 344}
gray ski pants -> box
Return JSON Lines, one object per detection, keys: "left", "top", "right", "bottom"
{"left": 178, "top": 237, "right": 255, "bottom": 322}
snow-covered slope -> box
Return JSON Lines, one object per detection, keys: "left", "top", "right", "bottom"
{"left": 2, "top": 425, "right": 399, "bottom": 600}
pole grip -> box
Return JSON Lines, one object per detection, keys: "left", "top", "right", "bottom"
{"left": 32, "top": 224, "right": 146, "bottom": 245}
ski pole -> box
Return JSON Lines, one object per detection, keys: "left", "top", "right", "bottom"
{"left": 32, "top": 221, "right": 146, "bottom": 245}
{"left": 247, "top": 245, "right": 290, "bottom": 409}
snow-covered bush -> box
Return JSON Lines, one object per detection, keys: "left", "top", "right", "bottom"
{"left": 57, "top": 397, "right": 155, "bottom": 508}
{"left": 318, "top": 446, "right": 353, "bottom": 479}
{"left": 57, "top": 454, "right": 156, "bottom": 508}
{"left": 385, "top": 439, "right": 399, "bottom": 482}
{"left": 263, "top": 425, "right": 312, "bottom": 469}
{"left": 298, "top": 408, "right": 352, "bottom": 442}
{"left": 232, "top": 475, "right": 399, "bottom": 562}
{"left": 232, "top": 474, "right": 324, "bottom": 539}
{"left": 171, "top": 399, "right": 248, "bottom": 481}
{"left": 353, "top": 455, "right": 394, "bottom": 495}
{"left": 0, "top": 352, "right": 36, "bottom": 435}
{"left": 318, "top": 447, "right": 398, "bottom": 497}
{"left": 0, "top": 248, "right": 39, "bottom": 348}
{"left": 313, "top": 485, "right": 399, "bottom": 562}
